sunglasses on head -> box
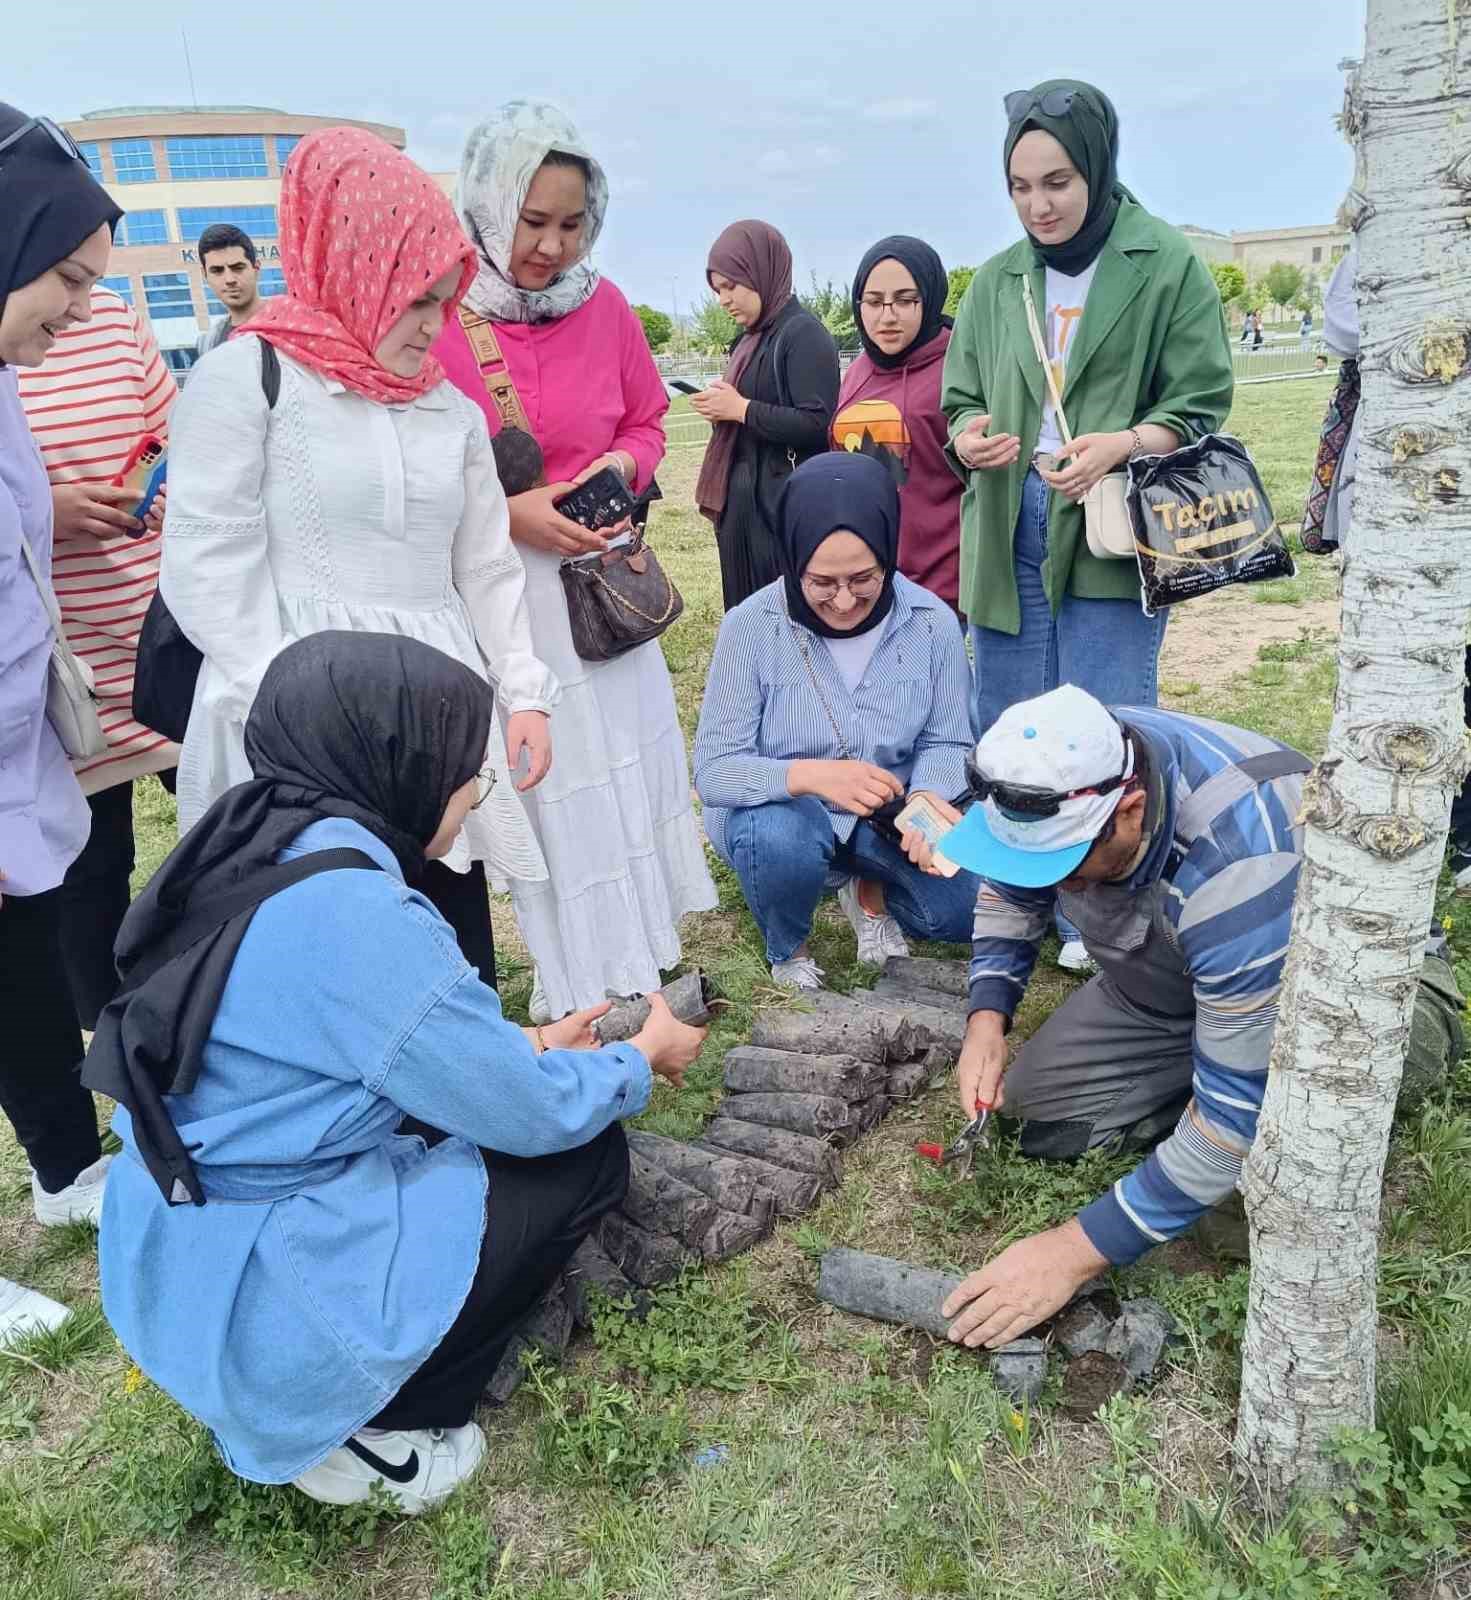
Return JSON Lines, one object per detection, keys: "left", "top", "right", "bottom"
{"left": 1004, "top": 87, "right": 1097, "bottom": 126}
{"left": 0, "top": 116, "right": 86, "bottom": 167}
{"left": 964, "top": 739, "right": 1133, "bottom": 820}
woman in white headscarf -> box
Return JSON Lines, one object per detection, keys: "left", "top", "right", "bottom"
{"left": 435, "top": 101, "right": 716, "bottom": 1023}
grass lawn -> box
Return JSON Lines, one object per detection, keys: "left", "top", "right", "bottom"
{"left": 4, "top": 377, "right": 1470, "bottom": 1600}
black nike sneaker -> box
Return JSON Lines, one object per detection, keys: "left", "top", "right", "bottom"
{"left": 292, "top": 1422, "right": 485, "bottom": 1513}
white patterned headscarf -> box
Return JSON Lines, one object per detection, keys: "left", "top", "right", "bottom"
{"left": 457, "top": 100, "right": 608, "bottom": 324}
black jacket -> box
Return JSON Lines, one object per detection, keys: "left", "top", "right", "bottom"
{"left": 726, "top": 301, "right": 840, "bottom": 535}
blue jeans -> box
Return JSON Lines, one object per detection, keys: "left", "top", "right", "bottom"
{"left": 969, "top": 469, "right": 1166, "bottom": 943}
{"left": 716, "top": 796, "right": 981, "bottom": 964}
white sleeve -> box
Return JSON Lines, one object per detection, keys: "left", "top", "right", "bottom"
{"left": 452, "top": 408, "right": 559, "bottom": 715}
{"left": 1322, "top": 248, "right": 1359, "bottom": 357}
{"left": 159, "top": 336, "right": 285, "bottom": 720}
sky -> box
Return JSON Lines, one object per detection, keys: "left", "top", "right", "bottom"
{"left": 15, "top": 0, "right": 1366, "bottom": 317}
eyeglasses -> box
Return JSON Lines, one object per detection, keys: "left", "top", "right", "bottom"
{"left": 470, "top": 764, "right": 496, "bottom": 809}
{"left": 801, "top": 568, "right": 884, "bottom": 602}
{"left": 859, "top": 292, "right": 922, "bottom": 314}
{"left": 0, "top": 116, "right": 86, "bottom": 166}
{"left": 963, "top": 748, "right": 1132, "bottom": 820}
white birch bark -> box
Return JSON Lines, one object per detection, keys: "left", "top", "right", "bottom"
{"left": 1233, "top": 3, "right": 1471, "bottom": 1499}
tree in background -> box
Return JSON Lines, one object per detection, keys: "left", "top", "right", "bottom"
{"left": 944, "top": 266, "right": 976, "bottom": 316}
{"left": 1295, "top": 269, "right": 1323, "bottom": 315}
{"left": 1235, "top": 15, "right": 1471, "bottom": 1499}
{"left": 1210, "top": 261, "right": 1247, "bottom": 305}
{"left": 1262, "top": 260, "right": 1306, "bottom": 321}
{"left": 798, "top": 274, "right": 857, "bottom": 347}
{"left": 690, "top": 295, "right": 739, "bottom": 355}
{"left": 632, "top": 304, "right": 673, "bottom": 353}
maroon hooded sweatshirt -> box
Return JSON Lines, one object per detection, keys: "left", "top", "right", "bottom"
{"left": 830, "top": 327, "right": 962, "bottom": 610}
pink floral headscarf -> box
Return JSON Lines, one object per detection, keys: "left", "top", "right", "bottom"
{"left": 244, "top": 127, "right": 476, "bottom": 405}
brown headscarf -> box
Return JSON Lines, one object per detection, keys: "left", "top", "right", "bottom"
{"left": 695, "top": 219, "right": 795, "bottom": 523}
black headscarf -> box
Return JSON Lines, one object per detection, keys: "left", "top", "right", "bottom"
{"left": 82, "top": 632, "right": 493, "bottom": 1205}
{"left": 776, "top": 452, "right": 900, "bottom": 640}
{"left": 1002, "top": 80, "right": 1134, "bottom": 276}
{"left": 851, "top": 235, "right": 951, "bottom": 370}
{"left": 0, "top": 103, "right": 122, "bottom": 312}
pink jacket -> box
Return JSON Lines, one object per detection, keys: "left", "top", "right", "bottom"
{"left": 434, "top": 277, "right": 668, "bottom": 491}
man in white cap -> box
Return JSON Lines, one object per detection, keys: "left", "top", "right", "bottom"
{"left": 911, "top": 685, "right": 1461, "bottom": 1348}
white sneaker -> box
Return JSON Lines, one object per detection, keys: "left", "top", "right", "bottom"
{"left": 1453, "top": 860, "right": 1471, "bottom": 899}
{"left": 0, "top": 1277, "right": 71, "bottom": 1347}
{"left": 293, "top": 1422, "right": 486, "bottom": 1515}
{"left": 32, "top": 1154, "right": 112, "bottom": 1228}
{"left": 771, "top": 955, "right": 826, "bottom": 992}
{"left": 838, "top": 880, "right": 910, "bottom": 964}
{"left": 1056, "top": 940, "right": 1098, "bottom": 975}
{"left": 528, "top": 970, "right": 552, "bottom": 1024}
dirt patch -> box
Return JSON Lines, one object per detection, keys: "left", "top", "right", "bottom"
{"left": 1159, "top": 581, "right": 1340, "bottom": 698}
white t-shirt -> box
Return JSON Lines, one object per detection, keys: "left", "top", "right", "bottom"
{"left": 823, "top": 628, "right": 884, "bottom": 693}
{"left": 1034, "top": 261, "right": 1098, "bottom": 459}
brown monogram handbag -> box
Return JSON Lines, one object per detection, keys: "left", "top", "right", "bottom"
{"left": 460, "top": 306, "right": 684, "bottom": 662}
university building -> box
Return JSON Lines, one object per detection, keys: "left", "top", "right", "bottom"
{"left": 1178, "top": 222, "right": 1352, "bottom": 278}
{"left": 61, "top": 106, "right": 451, "bottom": 369}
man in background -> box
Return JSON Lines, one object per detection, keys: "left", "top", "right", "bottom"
{"left": 195, "top": 223, "right": 261, "bottom": 358}
{"left": 16, "top": 283, "right": 178, "bottom": 1032}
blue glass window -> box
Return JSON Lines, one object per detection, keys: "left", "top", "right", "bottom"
{"left": 78, "top": 141, "right": 104, "bottom": 180}
{"left": 110, "top": 138, "right": 157, "bottom": 183}
{"left": 275, "top": 135, "right": 302, "bottom": 168}
{"left": 165, "top": 135, "right": 267, "bottom": 180}
{"left": 257, "top": 267, "right": 286, "bottom": 298}
{"left": 143, "top": 273, "right": 194, "bottom": 320}
{"left": 114, "top": 210, "right": 171, "bottom": 247}
{"left": 179, "top": 205, "right": 278, "bottom": 243}
{"left": 100, "top": 275, "right": 135, "bottom": 306}
{"left": 162, "top": 348, "right": 197, "bottom": 374}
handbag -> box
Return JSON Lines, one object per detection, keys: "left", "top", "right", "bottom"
{"left": 1020, "top": 276, "right": 1135, "bottom": 560}
{"left": 460, "top": 306, "right": 684, "bottom": 663}
{"left": 133, "top": 339, "right": 282, "bottom": 742}
{"left": 17, "top": 528, "right": 108, "bottom": 762}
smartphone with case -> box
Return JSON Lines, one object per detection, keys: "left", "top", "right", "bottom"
{"left": 895, "top": 794, "right": 962, "bottom": 877}
{"left": 111, "top": 434, "right": 168, "bottom": 530}
{"left": 668, "top": 379, "right": 703, "bottom": 396}
{"left": 553, "top": 467, "right": 636, "bottom": 532}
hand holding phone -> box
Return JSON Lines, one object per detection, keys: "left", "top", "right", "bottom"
{"left": 552, "top": 466, "right": 636, "bottom": 533}
{"left": 897, "top": 793, "right": 963, "bottom": 876}
{"left": 111, "top": 435, "right": 168, "bottom": 527}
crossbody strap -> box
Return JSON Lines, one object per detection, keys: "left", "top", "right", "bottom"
{"left": 459, "top": 307, "right": 536, "bottom": 436}
{"left": 1020, "top": 276, "right": 1075, "bottom": 450}
{"left": 787, "top": 619, "right": 855, "bottom": 762}
{"left": 17, "top": 527, "right": 91, "bottom": 688}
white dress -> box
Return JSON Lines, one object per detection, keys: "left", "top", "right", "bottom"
{"left": 161, "top": 336, "right": 557, "bottom": 882}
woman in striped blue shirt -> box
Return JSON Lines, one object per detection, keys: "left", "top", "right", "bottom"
{"left": 693, "top": 452, "right": 979, "bottom": 990}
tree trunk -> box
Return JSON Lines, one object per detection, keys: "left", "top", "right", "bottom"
{"left": 1234, "top": 10, "right": 1471, "bottom": 1497}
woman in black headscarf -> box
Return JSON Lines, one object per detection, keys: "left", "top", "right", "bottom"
{"left": 941, "top": 78, "right": 1233, "bottom": 973}
{"left": 693, "top": 453, "right": 979, "bottom": 993}
{"left": 693, "top": 220, "right": 841, "bottom": 611}
{"left": 86, "top": 632, "right": 705, "bottom": 1512}
{"left": 830, "top": 235, "right": 964, "bottom": 612}
{"left": 0, "top": 104, "right": 122, "bottom": 1347}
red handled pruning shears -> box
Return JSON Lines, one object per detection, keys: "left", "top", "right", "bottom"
{"left": 916, "top": 1100, "right": 993, "bottom": 1178}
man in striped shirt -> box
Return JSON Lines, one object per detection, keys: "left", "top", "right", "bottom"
{"left": 915, "top": 685, "right": 1455, "bottom": 1348}
{"left": 17, "top": 283, "right": 178, "bottom": 1029}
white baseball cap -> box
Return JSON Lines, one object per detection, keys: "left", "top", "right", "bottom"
{"left": 938, "top": 685, "right": 1134, "bottom": 886}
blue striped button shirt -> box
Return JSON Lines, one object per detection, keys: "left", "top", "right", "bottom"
{"left": 966, "top": 708, "right": 1306, "bottom": 1264}
{"left": 693, "top": 576, "right": 975, "bottom": 858}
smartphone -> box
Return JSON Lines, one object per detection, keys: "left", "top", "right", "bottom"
{"left": 553, "top": 467, "right": 636, "bottom": 532}
{"left": 895, "top": 794, "right": 962, "bottom": 877}
{"left": 668, "top": 379, "right": 704, "bottom": 396}
{"left": 112, "top": 435, "right": 168, "bottom": 529}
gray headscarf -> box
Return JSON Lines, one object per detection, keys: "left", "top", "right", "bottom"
{"left": 457, "top": 100, "right": 608, "bottom": 324}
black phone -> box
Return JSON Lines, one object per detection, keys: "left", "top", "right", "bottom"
{"left": 553, "top": 467, "right": 636, "bottom": 532}
{"left": 668, "top": 379, "right": 703, "bottom": 396}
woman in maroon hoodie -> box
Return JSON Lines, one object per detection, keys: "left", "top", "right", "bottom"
{"left": 831, "top": 237, "right": 963, "bottom": 616}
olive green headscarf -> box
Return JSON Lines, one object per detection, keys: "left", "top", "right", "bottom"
{"left": 1002, "top": 79, "right": 1135, "bottom": 275}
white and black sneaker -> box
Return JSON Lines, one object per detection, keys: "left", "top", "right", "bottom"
{"left": 31, "top": 1154, "right": 112, "bottom": 1228}
{"left": 293, "top": 1423, "right": 486, "bottom": 1515}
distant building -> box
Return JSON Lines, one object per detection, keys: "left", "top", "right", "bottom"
{"left": 1177, "top": 220, "right": 1352, "bottom": 282}
{"left": 63, "top": 106, "right": 455, "bottom": 369}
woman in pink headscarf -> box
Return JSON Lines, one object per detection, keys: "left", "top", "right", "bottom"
{"left": 160, "top": 128, "right": 558, "bottom": 982}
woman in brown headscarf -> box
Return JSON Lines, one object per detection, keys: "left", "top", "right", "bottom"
{"left": 693, "top": 220, "right": 839, "bottom": 610}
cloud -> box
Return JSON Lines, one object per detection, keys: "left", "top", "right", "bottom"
{"left": 862, "top": 97, "right": 938, "bottom": 122}
{"left": 757, "top": 144, "right": 841, "bottom": 178}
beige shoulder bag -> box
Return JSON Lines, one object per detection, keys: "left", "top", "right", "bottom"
{"left": 17, "top": 530, "right": 108, "bottom": 761}
{"left": 1020, "top": 276, "right": 1135, "bottom": 560}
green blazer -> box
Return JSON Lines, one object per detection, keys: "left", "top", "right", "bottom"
{"left": 941, "top": 201, "right": 1234, "bottom": 632}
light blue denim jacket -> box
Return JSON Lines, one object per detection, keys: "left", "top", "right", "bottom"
{"left": 99, "top": 817, "right": 651, "bottom": 1483}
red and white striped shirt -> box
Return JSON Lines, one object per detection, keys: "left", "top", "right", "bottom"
{"left": 17, "top": 287, "right": 180, "bottom": 793}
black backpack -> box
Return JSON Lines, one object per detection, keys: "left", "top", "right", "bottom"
{"left": 132, "top": 341, "right": 280, "bottom": 744}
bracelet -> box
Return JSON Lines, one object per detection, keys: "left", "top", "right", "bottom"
{"left": 1126, "top": 427, "right": 1144, "bottom": 461}
{"left": 534, "top": 1025, "right": 548, "bottom": 1054}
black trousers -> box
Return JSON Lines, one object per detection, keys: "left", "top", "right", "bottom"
{"left": 57, "top": 780, "right": 136, "bottom": 1031}
{"left": 371, "top": 1123, "right": 629, "bottom": 1431}
{"left": 419, "top": 860, "right": 497, "bottom": 990}
{"left": 0, "top": 888, "right": 101, "bottom": 1193}
{"left": 1453, "top": 646, "right": 1471, "bottom": 847}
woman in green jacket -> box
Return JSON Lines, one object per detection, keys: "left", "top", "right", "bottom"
{"left": 941, "top": 79, "right": 1232, "bottom": 969}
